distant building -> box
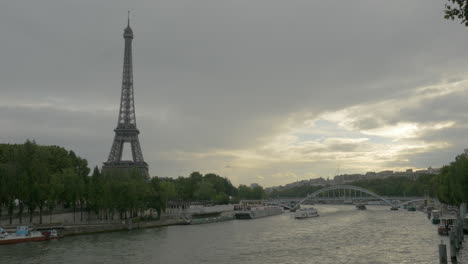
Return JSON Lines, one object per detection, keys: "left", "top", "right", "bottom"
{"left": 333, "top": 174, "right": 364, "bottom": 184}
{"left": 267, "top": 166, "right": 441, "bottom": 191}
{"left": 377, "top": 170, "right": 393, "bottom": 178}
{"left": 414, "top": 167, "right": 440, "bottom": 176}
{"left": 250, "top": 183, "right": 260, "bottom": 188}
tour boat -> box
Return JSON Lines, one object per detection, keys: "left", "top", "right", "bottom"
{"left": 294, "top": 208, "right": 319, "bottom": 219}
{"left": 0, "top": 226, "right": 62, "bottom": 245}
{"left": 235, "top": 206, "right": 283, "bottom": 219}
{"left": 390, "top": 206, "right": 399, "bottom": 210}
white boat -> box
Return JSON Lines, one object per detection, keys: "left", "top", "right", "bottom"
{"left": 294, "top": 208, "right": 319, "bottom": 219}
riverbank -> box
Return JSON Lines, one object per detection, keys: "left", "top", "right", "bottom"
{"left": 0, "top": 204, "right": 238, "bottom": 237}
{"left": 1, "top": 218, "right": 186, "bottom": 237}
{"left": 61, "top": 218, "right": 186, "bottom": 236}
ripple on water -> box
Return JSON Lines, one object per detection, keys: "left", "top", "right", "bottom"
{"left": 0, "top": 205, "right": 456, "bottom": 264}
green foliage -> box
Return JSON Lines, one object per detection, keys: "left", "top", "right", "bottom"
{"left": 267, "top": 185, "right": 323, "bottom": 198}
{"left": 237, "top": 185, "right": 265, "bottom": 200}
{"left": 214, "top": 192, "right": 230, "bottom": 204}
{"left": 148, "top": 178, "right": 178, "bottom": 216}
{"left": 266, "top": 151, "right": 468, "bottom": 207}
{"left": 0, "top": 141, "right": 271, "bottom": 223}
{"left": 444, "top": 0, "right": 468, "bottom": 26}
{"left": 166, "top": 172, "right": 239, "bottom": 203}
{"left": 352, "top": 175, "right": 438, "bottom": 197}
{"left": 0, "top": 141, "right": 89, "bottom": 223}
{"left": 194, "top": 181, "right": 217, "bottom": 200}
{"left": 433, "top": 151, "right": 468, "bottom": 205}
{"left": 100, "top": 169, "right": 152, "bottom": 217}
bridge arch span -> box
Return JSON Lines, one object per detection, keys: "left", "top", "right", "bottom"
{"left": 294, "top": 185, "right": 394, "bottom": 209}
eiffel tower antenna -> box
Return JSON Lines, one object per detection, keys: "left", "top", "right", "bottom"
{"left": 127, "top": 10, "right": 130, "bottom": 27}
{"left": 103, "top": 14, "right": 149, "bottom": 176}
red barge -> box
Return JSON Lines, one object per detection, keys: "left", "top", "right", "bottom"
{"left": 0, "top": 226, "right": 62, "bottom": 245}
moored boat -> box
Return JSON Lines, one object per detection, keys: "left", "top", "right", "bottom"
{"left": 294, "top": 208, "right": 319, "bottom": 219}
{"left": 188, "top": 215, "right": 234, "bottom": 225}
{"left": 355, "top": 204, "right": 366, "bottom": 210}
{"left": 437, "top": 215, "right": 458, "bottom": 236}
{"left": 235, "top": 206, "right": 283, "bottom": 219}
{"left": 431, "top": 210, "right": 441, "bottom": 225}
{"left": 0, "top": 226, "right": 62, "bottom": 245}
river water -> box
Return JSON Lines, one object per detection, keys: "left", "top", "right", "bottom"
{"left": 1, "top": 205, "right": 467, "bottom": 264}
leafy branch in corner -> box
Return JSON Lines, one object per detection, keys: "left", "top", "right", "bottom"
{"left": 444, "top": 0, "right": 468, "bottom": 26}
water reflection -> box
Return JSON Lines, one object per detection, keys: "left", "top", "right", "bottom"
{"left": 0, "top": 205, "right": 458, "bottom": 264}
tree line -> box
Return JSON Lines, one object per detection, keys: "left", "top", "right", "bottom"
{"left": 266, "top": 151, "right": 468, "bottom": 206}
{"left": 432, "top": 150, "right": 468, "bottom": 205}
{"left": 0, "top": 141, "right": 266, "bottom": 224}
{"left": 355, "top": 151, "right": 467, "bottom": 205}
{"left": 155, "top": 172, "right": 265, "bottom": 205}
{"left": 0, "top": 140, "right": 90, "bottom": 224}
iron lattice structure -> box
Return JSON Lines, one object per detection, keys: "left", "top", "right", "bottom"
{"left": 103, "top": 17, "right": 148, "bottom": 175}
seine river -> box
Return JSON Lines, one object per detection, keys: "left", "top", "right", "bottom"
{"left": 1, "top": 205, "right": 467, "bottom": 264}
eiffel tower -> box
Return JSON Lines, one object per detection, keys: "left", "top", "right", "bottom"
{"left": 103, "top": 14, "right": 148, "bottom": 176}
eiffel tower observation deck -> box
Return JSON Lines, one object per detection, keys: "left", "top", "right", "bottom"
{"left": 103, "top": 14, "right": 148, "bottom": 176}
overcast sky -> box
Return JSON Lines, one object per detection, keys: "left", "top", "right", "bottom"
{"left": 1, "top": 0, "right": 468, "bottom": 187}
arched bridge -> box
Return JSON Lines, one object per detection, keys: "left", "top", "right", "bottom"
{"left": 267, "top": 185, "right": 430, "bottom": 210}
{"left": 398, "top": 197, "right": 439, "bottom": 207}
{"left": 292, "top": 185, "right": 394, "bottom": 209}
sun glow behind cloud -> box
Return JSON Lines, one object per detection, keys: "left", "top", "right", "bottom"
{"left": 360, "top": 121, "right": 455, "bottom": 140}
{"left": 165, "top": 78, "right": 467, "bottom": 186}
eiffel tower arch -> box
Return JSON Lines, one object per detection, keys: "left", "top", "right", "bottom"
{"left": 103, "top": 15, "right": 149, "bottom": 176}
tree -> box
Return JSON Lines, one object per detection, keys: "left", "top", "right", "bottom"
{"left": 149, "top": 177, "right": 164, "bottom": 217}
{"left": 68, "top": 151, "right": 90, "bottom": 222}
{"left": 193, "top": 181, "right": 217, "bottom": 201}
{"left": 434, "top": 151, "right": 468, "bottom": 205}
{"left": 236, "top": 184, "right": 265, "bottom": 200}
{"left": 88, "top": 166, "right": 103, "bottom": 219}
{"left": 214, "top": 192, "right": 230, "bottom": 204}
{"left": 0, "top": 164, "right": 7, "bottom": 219}
{"left": 251, "top": 185, "right": 265, "bottom": 200}
{"left": 160, "top": 181, "right": 177, "bottom": 203}
{"left": 237, "top": 185, "right": 251, "bottom": 199}
{"left": 444, "top": 0, "right": 468, "bottom": 26}
{"left": 17, "top": 140, "right": 38, "bottom": 224}
{"left": 62, "top": 168, "right": 83, "bottom": 222}
{"left": 31, "top": 154, "right": 50, "bottom": 224}
{"left": 46, "top": 172, "right": 64, "bottom": 224}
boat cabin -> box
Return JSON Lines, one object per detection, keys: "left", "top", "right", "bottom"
{"left": 437, "top": 215, "right": 458, "bottom": 236}
{"left": 16, "top": 226, "right": 29, "bottom": 236}
{"left": 0, "top": 227, "right": 6, "bottom": 239}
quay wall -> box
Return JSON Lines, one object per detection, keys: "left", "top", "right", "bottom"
{"left": 61, "top": 218, "right": 185, "bottom": 236}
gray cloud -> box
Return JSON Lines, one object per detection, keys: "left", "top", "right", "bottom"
{"left": 1, "top": 0, "right": 468, "bottom": 186}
